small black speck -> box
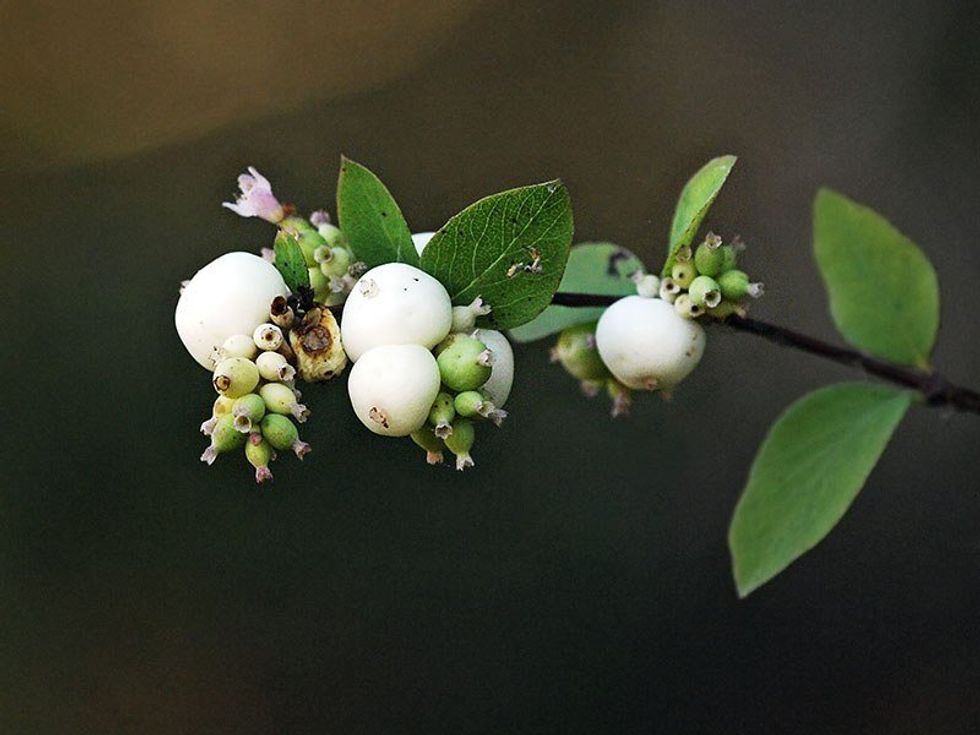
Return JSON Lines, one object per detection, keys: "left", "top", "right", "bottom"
{"left": 380, "top": 211, "right": 387, "bottom": 217}
{"left": 413, "top": 277, "right": 419, "bottom": 282}
{"left": 403, "top": 287, "right": 408, "bottom": 291}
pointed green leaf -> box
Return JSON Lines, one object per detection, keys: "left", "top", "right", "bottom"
{"left": 273, "top": 230, "right": 310, "bottom": 292}
{"left": 814, "top": 189, "right": 940, "bottom": 368}
{"left": 420, "top": 181, "right": 574, "bottom": 330}
{"left": 336, "top": 157, "right": 418, "bottom": 268}
{"left": 729, "top": 382, "right": 911, "bottom": 598}
{"left": 509, "top": 242, "right": 644, "bottom": 343}
{"left": 662, "top": 155, "right": 737, "bottom": 276}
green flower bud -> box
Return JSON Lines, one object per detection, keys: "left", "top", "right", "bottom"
{"left": 659, "top": 277, "right": 681, "bottom": 304}
{"left": 694, "top": 240, "right": 724, "bottom": 277}
{"left": 444, "top": 419, "right": 476, "bottom": 471}
{"left": 260, "top": 414, "right": 311, "bottom": 459}
{"left": 552, "top": 322, "right": 609, "bottom": 381}
{"left": 232, "top": 393, "right": 266, "bottom": 433}
{"left": 280, "top": 215, "right": 316, "bottom": 234}
{"left": 259, "top": 382, "right": 310, "bottom": 423}
{"left": 245, "top": 434, "right": 275, "bottom": 483}
{"left": 410, "top": 426, "right": 445, "bottom": 465}
{"left": 201, "top": 414, "right": 246, "bottom": 465}
{"left": 212, "top": 357, "right": 260, "bottom": 398}
{"left": 428, "top": 391, "right": 456, "bottom": 438}
{"left": 717, "top": 270, "right": 764, "bottom": 301}
{"left": 606, "top": 378, "right": 632, "bottom": 418}
{"left": 436, "top": 335, "right": 492, "bottom": 392}
{"left": 671, "top": 261, "right": 696, "bottom": 289}
{"left": 673, "top": 293, "right": 704, "bottom": 319}
{"left": 688, "top": 275, "right": 722, "bottom": 309}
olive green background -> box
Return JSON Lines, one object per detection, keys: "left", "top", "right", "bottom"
{"left": 2, "top": 1, "right": 979, "bottom": 732}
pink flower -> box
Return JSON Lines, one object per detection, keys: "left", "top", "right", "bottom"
{"left": 222, "top": 166, "right": 284, "bottom": 223}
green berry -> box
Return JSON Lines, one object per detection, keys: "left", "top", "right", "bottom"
{"left": 201, "top": 414, "right": 246, "bottom": 465}
{"left": 444, "top": 419, "right": 476, "bottom": 471}
{"left": 260, "top": 414, "right": 311, "bottom": 459}
{"left": 245, "top": 434, "right": 275, "bottom": 483}
{"left": 308, "top": 265, "right": 331, "bottom": 303}
{"left": 318, "top": 247, "right": 352, "bottom": 278}
{"left": 280, "top": 216, "right": 316, "bottom": 234}
{"left": 553, "top": 322, "right": 609, "bottom": 381}
{"left": 673, "top": 293, "right": 704, "bottom": 319}
{"left": 317, "top": 222, "right": 347, "bottom": 248}
{"left": 671, "top": 261, "right": 696, "bottom": 289}
{"left": 296, "top": 230, "right": 328, "bottom": 267}
{"left": 212, "top": 357, "right": 260, "bottom": 398}
{"left": 259, "top": 382, "right": 310, "bottom": 422}
{"left": 688, "top": 275, "right": 722, "bottom": 309}
{"left": 718, "top": 245, "right": 738, "bottom": 273}
{"left": 428, "top": 391, "right": 456, "bottom": 437}
{"left": 717, "top": 270, "right": 764, "bottom": 301}
{"left": 232, "top": 393, "right": 266, "bottom": 433}
{"left": 454, "top": 390, "right": 485, "bottom": 418}
{"left": 694, "top": 241, "right": 724, "bottom": 276}
{"left": 410, "top": 426, "right": 445, "bottom": 465}
{"left": 436, "top": 335, "right": 493, "bottom": 392}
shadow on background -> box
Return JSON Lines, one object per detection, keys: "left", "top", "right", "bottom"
{"left": 2, "top": 1, "right": 979, "bottom": 733}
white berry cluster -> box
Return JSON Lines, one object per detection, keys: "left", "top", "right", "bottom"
{"left": 343, "top": 262, "right": 514, "bottom": 470}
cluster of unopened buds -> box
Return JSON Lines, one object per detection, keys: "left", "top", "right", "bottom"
{"left": 550, "top": 233, "right": 764, "bottom": 416}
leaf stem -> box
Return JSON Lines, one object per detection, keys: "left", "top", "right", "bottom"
{"left": 550, "top": 292, "right": 980, "bottom": 415}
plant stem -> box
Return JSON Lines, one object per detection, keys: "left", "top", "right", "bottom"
{"left": 550, "top": 292, "right": 980, "bottom": 415}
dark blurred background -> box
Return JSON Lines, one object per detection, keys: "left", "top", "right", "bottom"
{"left": 2, "top": 1, "right": 979, "bottom": 732}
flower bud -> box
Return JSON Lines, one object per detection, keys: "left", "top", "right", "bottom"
{"left": 717, "top": 270, "right": 764, "bottom": 301}
{"left": 688, "top": 275, "right": 722, "bottom": 308}
{"left": 222, "top": 167, "right": 284, "bottom": 224}
{"left": 309, "top": 210, "right": 331, "bottom": 227}
{"left": 269, "top": 295, "right": 295, "bottom": 330}
{"left": 288, "top": 306, "right": 347, "bottom": 382}
{"left": 659, "top": 277, "right": 681, "bottom": 304}
{"left": 259, "top": 382, "right": 310, "bottom": 422}
{"left": 232, "top": 393, "right": 266, "bottom": 433}
{"left": 671, "top": 262, "right": 697, "bottom": 289}
{"left": 436, "top": 335, "right": 492, "bottom": 392}
{"left": 428, "top": 391, "right": 456, "bottom": 438}
{"left": 201, "top": 414, "right": 246, "bottom": 465}
{"left": 673, "top": 293, "right": 704, "bottom": 319}
{"left": 410, "top": 426, "right": 445, "bottom": 465}
{"left": 552, "top": 322, "right": 609, "bottom": 381}
{"left": 253, "top": 323, "right": 283, "bottom": 352}
{"left": 245, "top": 433, "right": 276, "bottom": 483}
{"left": 260, "top": 414, "right": 311, "bottom": 459}
{"left": 212, "top": 357, "right": 260, "bottom": 398}
{"left": 256, "top": 351, "right": 296, "bottom": 382}
{"left": 444, "top": 419, "right": 476, "bottom": 471}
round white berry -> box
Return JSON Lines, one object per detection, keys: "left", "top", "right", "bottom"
{"left": 473, "top": 328, "right": 515, "bottom": 407}
{"left": 347, "top": 344, "right": 441, "bottom": 437}
{"left": 595, "top": 296, "right": 705, "bottom": 391}
{"left": 340, "top": 263, "right": 452, "bottom": 361}
{"left": 411, "top": 231, "right": 436, "bottom": 256}
{"left": 175, "top": 252, "right": 288, "bottom": 369}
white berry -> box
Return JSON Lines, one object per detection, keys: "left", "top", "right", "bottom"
{"left": 473, "top": 328, "right": 515, "bottom": 407}
{"left": 340, "top": 263, "right": 452, "bottom": 361}
{"left": 595, "top": 296, "right": 705, "bottom": 391}
{"left": 347, "top": 344, "right": 441, "bottom": 437}
{"left": 175, "top": 252, "right": 288, "bottom": 369}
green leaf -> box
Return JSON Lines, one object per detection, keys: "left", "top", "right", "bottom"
{"left": 729, "top": 382, "right": 911, "bottom": 598}
{"left": 420, "top": 180, "right": 574, "bottom": 330}
{"left": 662, "top": 155, "right": 737, "bottom": 276}
{"left": 509, "top": 242, "right": 644, "bottom": 343}
{"left": 336, "top": 156, "right": 418, "bottom": 268}
{"left": 273, "top": 230, "right": 310, "bottom": 292}
{"left": 814, "top": 189, "right": 940, "bottom": 368}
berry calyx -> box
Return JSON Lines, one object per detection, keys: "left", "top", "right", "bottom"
{"left": 212, "top": 357, "right": 260, "bottom": 398}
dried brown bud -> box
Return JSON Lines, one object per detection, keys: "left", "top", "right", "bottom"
{"left": 288, "top": 306, "right": 347, "bottom": 382}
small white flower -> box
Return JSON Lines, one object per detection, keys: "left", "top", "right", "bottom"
{"left": 222, "top": 166, "right": 284, "bottom": 223}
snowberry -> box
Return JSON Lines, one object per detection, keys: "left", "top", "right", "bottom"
{"left": 232, "top": 393, "right": 266, "bottom": 433}
{"left": 260, "top": 414, "right": 311, "bottom": 459}
{"left": 444, "top": 419, "right": 476, "bottom": 471}
{"left": 348, "top": 344, "right": 441, "bottom": 437}
{"left": 253, "top": 323, "right": 284, "bottom": 352}
{"left": 259, "top": 382, "right": 310, "bottom": 422}
{"left": 340, "top": 263, "right": 452, "bottom": 361}
{"left": 436, "top": 335, "right": 492, "bottom": 392}
{"left": 595, "top": 296, "right": 706, "bottom": 392}
{"left": 410, "top": 426, "right": 445, "bottom": 465}
{"left": 175, "top": 252, "right": 289, "bottom": 369}
{"left": 219, "top": 334, "right": 258, "bottom": 362}
{"left": 245, "top": 434, "right": 275, "bottom": 484}
{"left": 201, "top": 414, "right": 246, "bottom": 465}
{"left": 212, "top": 357, "right": 260, "bottom": 398}
{"left": 256, "top": 351, "right": 296, "bottom": 382}
{"left": 688, "top": 275, "right": 722, "bottom": 309}
{"left": 472, "top": 328, "right": 514, "bottom": 407}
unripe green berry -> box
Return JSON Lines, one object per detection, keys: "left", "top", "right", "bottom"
{"left": 295, "top": 229, "right": 328, "bottom": 267}
{"left": 259, "top": 382, "right": 310, "bottom": 422}
{"left": 694, "top": 241, "right": 724, "bottom": 277}
{"left": 718, "top": 245, "right": 738, "bottom": 273}
{"left": 673, "top": 293, "right": 704, "bottom": 319}
{"left": 454, "top": 390, "right": 485, "bottom": 418}
{"left": 201, "top": 395, "right": 236, "bottom": 435}
{"left": 436, "top": 335, "right": 493, "bottom": 392}
{"left": 201, "top": 414, "right": 246, "bottom": 465}
{"left": 232, "top": 393, "right": 266, "bottom": 433}
{"left": 688, "top": 275, "right": 722, "bottom": 309}
{"left": 212, "top": 357, "right": 260, "bottom": 398}
{"left": 245, "top": 434, "right": 275, "bottom": 483}
{"left": 444, "top": 419, "right": 476, "bottom": 471}
{"left": 319, "top": 247, "right": 351, "bottom": 278}
{"left": 717, "top": 269, "right": 764, "bottom": 301}
{"left": 317, "top": 222, "right": 346, "bottom": 248}
{"left": 428, "top": 391, "right": 456, "bottom": 438}
{"left": 410, "top": 426, "right": 445, "bottom": 465}
{"left": 552, "top": 322, "right": 609, "bottom": 381}
{"left": 671, "top": 261, "right": 696, "bottom": 289}
{"left": 308, "top": 266, "right": 331, "bottom": 303}
{"left": 260, "top": 414, "right": 311, "bottom": 459}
